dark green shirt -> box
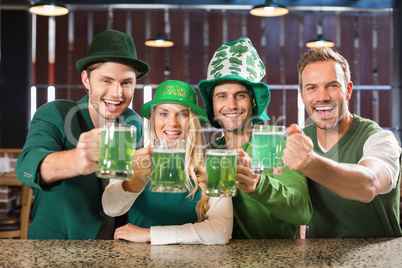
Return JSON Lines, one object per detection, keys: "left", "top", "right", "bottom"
{"left": 127, "top": 185, "right": 201, "bottom": 227}
{"left": 15, "top": 95, "right": 142, "bottom": 239}
{"left": 304, "top": 115, "right": 402, "bottom": 238}
{"left": 206, "top": 136, "right": 312, "bottom": 239}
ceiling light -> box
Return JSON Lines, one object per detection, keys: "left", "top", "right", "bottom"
{"left": 29, "top": 0, "right": 69, "bottom": 16}
{"left": 306, "top": 34, "right": 335, "bottom": 48}
{"left": 145, "top": 10, "right": 174, "bottom": 48}
{"left": 145, "top": 33, "right": 174, "bottom": 48}
{"left": 250, "top": 0, "right": 289, "bottom": 17}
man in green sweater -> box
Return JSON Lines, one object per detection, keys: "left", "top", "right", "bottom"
{"left": 15, "top": 30, "right": 150, "bottom": 239}
{"left": 198, "top": 37, "right": 312, "bottom": 239}
{"left": 284, "top": 47, "right": 402, "bottom": 238}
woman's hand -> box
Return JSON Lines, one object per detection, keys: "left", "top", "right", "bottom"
{"left": 132, "top": 147, "right": 153, "bottom": 180}
{"left": 122, "top": 147, "right": 153, "bottom": 193}
{"left": 114, "top": 223, "right": 151, "bottom": 243}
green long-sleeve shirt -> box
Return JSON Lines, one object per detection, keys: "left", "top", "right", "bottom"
{"left": 15, "top": 95, "right": 143, "bottom": 239}
{"left": 205, "top": 136, "right": 312, "bottom": 239}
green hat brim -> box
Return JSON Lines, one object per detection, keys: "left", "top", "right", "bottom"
{"left": 75, "top": 55, "right": 150, "bottom": 80}
{"left": 198, "top": 75, "right": 270, "bottom": 128}
{"left": 141, "top": 99, "right": 208, "bottom": 126}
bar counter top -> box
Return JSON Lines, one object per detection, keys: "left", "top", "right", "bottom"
{"left": 1, "top": 238, "right": 402, "bottom": 267}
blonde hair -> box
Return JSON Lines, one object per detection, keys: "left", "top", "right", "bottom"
{"left": 297, "top": 47, "right": 351, "bottom": 90}
{"left": 148, "top": 107, "right": 210, "bottom": 222}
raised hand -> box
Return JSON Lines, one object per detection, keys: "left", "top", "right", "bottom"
{"left": 236, "top": 148, "right": 261, "bottom": 194}
{"left": 283, "top": 124, "right": 314, "bottom": 171}
{"left": 74, "top": 128, "right": 100, "bottom": 175}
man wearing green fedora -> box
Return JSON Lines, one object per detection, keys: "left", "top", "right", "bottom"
{"left": 15, "top": 30, "right": 150, "bottom": 239}
{"left": 199, "top": 37, "right": 312, "bottom": 239}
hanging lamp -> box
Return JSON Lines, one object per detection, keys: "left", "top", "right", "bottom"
{"left": 145, "top": 33, "right": 174, "bottom": 48}
{"left": 145, "top": 9, "right": 174, "bottom": 48}
{"left": 29, "top": 0, "right": 69, "bottom": 16}
{"left": 250, "top": 0, "right": 289, "bottom": 17}
{"left": 306, "top": 34, "right": 335, "bottom": 48}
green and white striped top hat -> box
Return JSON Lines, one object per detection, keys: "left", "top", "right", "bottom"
{"left": 198, "top": 37, "right": 271, "bottom": 128}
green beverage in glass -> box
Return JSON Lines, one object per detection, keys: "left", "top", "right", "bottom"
{"left": 150, "top": 139, "right": 186, "bottom": 193}
{"left": 251, "top": 125, "right": 287, "bottom": 175}
{"left": 96, "top": 123, "right": 136, "bottom": 180}
{"left": 206, "top": 149, "right": 237, "bottom": 197}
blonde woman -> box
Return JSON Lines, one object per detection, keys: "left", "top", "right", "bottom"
{"left": 102, "top": 80, "right": 233, "bottom": 245}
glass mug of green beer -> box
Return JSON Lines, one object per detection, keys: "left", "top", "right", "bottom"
{"left": 96, "top": 123, "right": 137, "bottom": 180}
{"left": 206, "top": 149, "right": 238, "bottom": 197}
{"left": 150, "top": 139, "right": 186, "bottom": 193}
{"left": 251, "top": 125, "right": 287, "bottom": 175}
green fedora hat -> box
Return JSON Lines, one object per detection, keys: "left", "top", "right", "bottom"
{"left": 75, "top": 30, "right": 150, "bottom": 79}
{"left": 198, "top": 37, "right": 271, "bottom": 128}
{"left": 141, "top": 80, "right": 208, "bottom": 125}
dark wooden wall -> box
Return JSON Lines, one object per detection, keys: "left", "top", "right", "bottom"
{"left": 2, "top": 9, "right": 395, "bottom": 146}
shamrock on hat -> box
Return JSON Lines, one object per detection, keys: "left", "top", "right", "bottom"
{"left": 198, "top": 37, "right": 271, "bottom": 128}
{"left": 141, "top": 80, "right": 208, "bottom": 125}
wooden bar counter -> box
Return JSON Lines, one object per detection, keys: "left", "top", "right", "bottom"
{"left": 1, "top": 238, "right": 402, "bottom": 267}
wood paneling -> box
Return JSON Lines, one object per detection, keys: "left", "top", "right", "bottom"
{"left": 358, "top": 16, "right": 374, "bottom": 120}
{"left": 54, "top": 15, "right": 69, "bottom": 100}
{"left": 265, "top": 17, "right": 282, "bottom": 123}
{"left": 30, "top": 10, "right": 394, "bottom": 129}
{"left": 189, "top": 12, "right": 205, "bottom": 85}
{"left": 131, "top": 11, "right": 147, "bottom": 117}
{"left": 322, "top": 15, "right": 337, "bottom": 49}
{"left": 35, "top": 16, "right": 49, "bottom": 109}
{"left": 170, "top": 11, "right": 186, "bottom": 83}
{"left": 339, "top": 16, "right": 356, "bottom": 115}
{"left": 70, "top": 12, "right": 88, "bottom": 102}
{"left": 112, "top": 11, "right": 128, "bottom": 32}
{"left": 284, "top": 14, "right": 300, "bottom": 125}
{"left": 148, "top": 12, "right": 166, "bottom": 85}
{"left": 227, "top": 13, "right": 243, "bottom": 43}
{"left": 377, "top": 16, "right": 392, "bottom": 127}
{"left": 303, "top": 14, "right": 319, "bottom": 54}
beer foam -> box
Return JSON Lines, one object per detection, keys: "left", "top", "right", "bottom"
{"left": 153, "top": 149, "right": 185, "bottom": 153}
{"left": 253, "top": 131, "right": 285, "bottom": 135}
{"left": 206, "top": 150, "right": 237, "bottom": 156}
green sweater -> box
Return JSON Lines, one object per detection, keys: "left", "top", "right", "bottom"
{"left": 15, "top": 95, "right": 143, "bottom": 239}
{"left": 206, "top": 136, "right": 312, "bottom": 239}
{"left": 304, "top": 115, "right": 402, "bottom": 238}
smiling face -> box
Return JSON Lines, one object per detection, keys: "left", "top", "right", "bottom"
{"left": 300, "top": 60, "right": 352, "bottom": 130}
{"left": 153, "top": 103, "right": 190, "bottom": 140}
{"left": 212, "top": 81, "right": 254, "bottom": 132}
{"left": 82, "top": 62, "right": 137, "bottom": 127}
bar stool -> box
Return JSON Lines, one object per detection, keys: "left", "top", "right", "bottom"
{"left": 0, "top": 175, "right": 33, "bottom": 239}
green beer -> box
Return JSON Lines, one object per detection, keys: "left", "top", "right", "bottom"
{"left": 96, "top": 123, "right": 136, "bottom": 180}
{"left": 151, "top": 149, "right": 186, "bottom": 193}
{"left": 206, "top": 149, "right": 237, "bottom": 197}
{"left": 150, "top": 139, "right": 186, "bottom": 193}
{"left": 251, "top": 125, "right": 286, "bottom": 174}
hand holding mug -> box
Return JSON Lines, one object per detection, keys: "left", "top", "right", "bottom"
{"left": 236, "top": 148, "right": 261, "bottom": 194}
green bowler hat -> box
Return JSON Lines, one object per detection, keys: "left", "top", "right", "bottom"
{"left": 75, "top": 30, "right": 150, "bottom": 80}
{"left": 141, "top": 80, "right": 208, "bottom": 125}
{"left": 198, "top": 37, "right": 270, "bottom": 128}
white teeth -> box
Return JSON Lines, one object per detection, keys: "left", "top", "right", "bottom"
{"left": 104, "top": 100, "right": 121, "bottom": 105}
{"left": 165, "top": 131, "right": 181, "bottom": 135}
{"left": 224, "top": 114, "right": 241, "bottom": 118}
{"left": 315, "top": 107, "right": 333, "bottom": 111}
